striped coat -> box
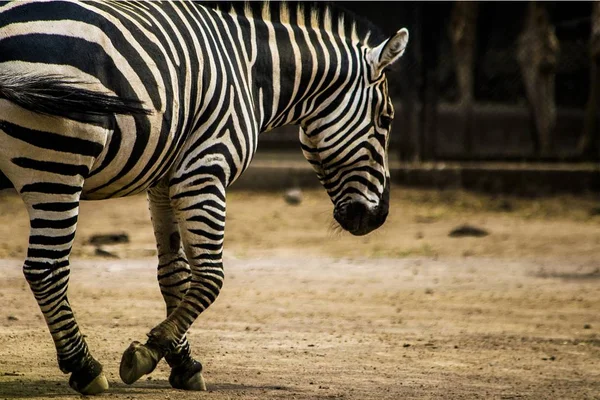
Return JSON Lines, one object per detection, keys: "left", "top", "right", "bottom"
{"left": 0, "top": 1, "right": 408, "bottom": 394}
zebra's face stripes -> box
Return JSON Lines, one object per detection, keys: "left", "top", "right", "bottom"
{"left": 301, "top": 28, "right": 408, "bottom": 236}
{"left": 326, "top": 79, "right": 393, "bottom": 236}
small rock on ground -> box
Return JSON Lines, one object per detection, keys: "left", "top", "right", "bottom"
{"left": 284, "top": 188, "right": 303, "bottom": 205}
{"left": 449, "top": 224, "right": 489, "bottom": 238}
{"left": 89, "top": 233, "right": 130, "bottom": 246}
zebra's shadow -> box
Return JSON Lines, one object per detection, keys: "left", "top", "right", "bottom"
{"left": 0, "top": 379, "right": 169, "bottom": 398}
{"left": 0, "top": 379, "right": 293, "bottom": 398}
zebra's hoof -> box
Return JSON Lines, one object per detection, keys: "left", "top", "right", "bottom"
{"left": 68, "top": 358, "right": 109, "bottom": 395}
{"left": 77, "top": 373, "right": 109, "bottom": 395}
{"left": 119, "top": 341, "right": 160, "bottom": 385}
{"left": 171, "top": 371, "right": 206, "bottom": 391}
{"left": 169, "top": 360, "right": 206, "bottom": 391}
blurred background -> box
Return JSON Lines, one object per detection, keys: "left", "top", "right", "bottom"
{"left": 257, "top": 1, "right": 600, "bottom": 195}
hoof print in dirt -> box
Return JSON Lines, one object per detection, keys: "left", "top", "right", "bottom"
{"left": 449, "top": 224, "right": 489, "bottom": 238}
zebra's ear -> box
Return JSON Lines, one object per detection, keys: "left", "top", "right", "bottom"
{"left": 370, "top": 28, "right": 409, "bottom": 78}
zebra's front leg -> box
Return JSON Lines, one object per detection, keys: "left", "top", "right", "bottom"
{"left": 21, "top": 193, "right": 108, "bottom": 395}
{"left": 120, "top": 178, "right": 225, "bottom": 389}
{"left": 119, "top": 184, "right": 204, "bottom": 390}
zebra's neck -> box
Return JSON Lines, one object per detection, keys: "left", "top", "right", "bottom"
{"left": 216, "top": 3, "right": 368, "bottom": 134}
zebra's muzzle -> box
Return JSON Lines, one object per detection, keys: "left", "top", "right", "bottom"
{"left": 333, "top": 185, "right": 389, "bottom": 236}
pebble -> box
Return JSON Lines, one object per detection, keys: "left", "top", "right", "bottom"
{"left": 284, "top": 188, "right": 303, "bottom": 205}
{"left": 448, "top": 224, "right": 489, "bottom": 238}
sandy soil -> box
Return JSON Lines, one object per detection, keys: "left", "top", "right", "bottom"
{"left": 0, "top": 187, "right": 599, "bottom": 399}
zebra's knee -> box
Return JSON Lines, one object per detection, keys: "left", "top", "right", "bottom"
{"left": 22, "top": 259, "right": 70, "bottom": 301}
{"left": 190, "top": 262, "right": 225, "bottom": 303}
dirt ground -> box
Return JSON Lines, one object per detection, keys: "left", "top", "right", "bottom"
{"left": 0, "top": 187, "right": 599, "bottom": 399}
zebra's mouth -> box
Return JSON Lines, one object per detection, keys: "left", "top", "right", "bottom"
{"left": 333, "top": 184, "right": 389, "bottom": 236}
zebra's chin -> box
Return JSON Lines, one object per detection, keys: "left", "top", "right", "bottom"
{"left": 333, "top": 185, "right": 390, "bottom": 236}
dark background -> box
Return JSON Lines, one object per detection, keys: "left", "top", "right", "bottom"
{"left": 266, "top": 2, "right": 599, "bottom": 163}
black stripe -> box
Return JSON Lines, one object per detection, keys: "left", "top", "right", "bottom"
{"left": 47, "top": 303, "right": 74, "bottom": 321}
{"left": 30, "top": 215, "right": 78, "bottom": 230}
{"left": 50, "top": 319, "right": 77, "bottom": 335}
{"left": 188, "top": 229, "right": 223, "bottom": 242}
{"left": 21, "top": 183, "right": 81, "bottom": 195}
{"left": 158, "top": 267, "right": 191, "bottom": 281}
{"left": 24, "top": 259, "right": 69, "bottom": 271}
{"left": 191, "top": 242, "right": 222, "bottom": 251}
{"left": 32, "top": 202, "right": 79, "bottom": 212}
{"left": 29, "top": 233, "right": 76, "bottom": 246}
{"left": 186, "top": 215, "right": 224, "bottom": 231}
{"left": 27, "top": 247, "right": 71, "bottom": 259}
{"left": 160, "top": 291, "right": 182, "bottom": 302}
{"left": 169, "top": 174, "right": 212, "bottom": 187}
{"left": 12, "top": 158, "right": 89, "bottom": 177}
{"left": 191, "top": 253, "right": 221, "bottom": 261}
{"left": 180, "top": 200, "right": 225, "bottom": 212}
{"left": 186, "top": 290, "right": 212, "bottom": 310}
{"left": 326, "top": 175, "right": 382, "bottom": 200}
{"left": 191, "top": 273, "right": 224, "bottom": 289}
{"left": 160, "top": 276, "right": 192, "bottom": 288}
{"left": 0, "top": 120, "right": 103, "bottom": 157}
{"left": 86, "top": 120, "right": 120, "bottom": 179}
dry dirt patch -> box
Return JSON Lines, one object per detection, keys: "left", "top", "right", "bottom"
{"left": 0, "top": 187, "right": 599, "bottom": 399}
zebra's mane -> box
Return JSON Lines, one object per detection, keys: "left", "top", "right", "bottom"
{"left": 201, "top": 1, "right": 388, "bottom": 47}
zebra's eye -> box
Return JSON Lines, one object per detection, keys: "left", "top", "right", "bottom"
{"left": 379, "top": 115, "right": 393, "bottom": 130}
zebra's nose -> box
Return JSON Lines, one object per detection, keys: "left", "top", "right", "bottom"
{"left": 334, "top": 200, "right": 387, "bottom": 236}
{"left": 334, "top": 201, "right": 367, "bottom": 234}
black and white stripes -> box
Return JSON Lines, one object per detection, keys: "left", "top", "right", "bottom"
{"left": 0, "top": 1, "right": 408, "bottom": 394}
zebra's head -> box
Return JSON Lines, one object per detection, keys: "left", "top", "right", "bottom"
{"left": 300, "top": 28, "right": 409, "bottom": 236}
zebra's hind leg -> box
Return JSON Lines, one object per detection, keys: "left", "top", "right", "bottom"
{"left": 119, "top": 183, "right": 205, "bottom": 390}
{"left": 21, "top": 189, "right": 108, "bottom": 395}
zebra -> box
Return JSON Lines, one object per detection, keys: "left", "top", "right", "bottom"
{"left": 0, "top": 0, "right": 408, "bottom": 395}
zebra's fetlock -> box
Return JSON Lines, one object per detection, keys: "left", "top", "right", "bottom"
{"left": 57, "top": 344, "right": 89, "bottom": 374}
{"left": 165, "top": 340, "right": 192, "bottom": 369}
{"left": 147, "top": 320, "right": 181, "bottom": 354}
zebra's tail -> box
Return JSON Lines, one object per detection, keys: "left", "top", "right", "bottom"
{"left": 0, "top": 72, "right": 152, "bottom": 119}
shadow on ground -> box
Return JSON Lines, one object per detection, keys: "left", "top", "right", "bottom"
{"left": 0, "top": 378, "right": 293, "bottom": 398}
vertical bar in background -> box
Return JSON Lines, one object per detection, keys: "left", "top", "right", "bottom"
{"left": 420, "top": 3, "right": 443, "bottom": 162}
{"left": 396, "top": 2, "right": 422, "bottom": 163}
